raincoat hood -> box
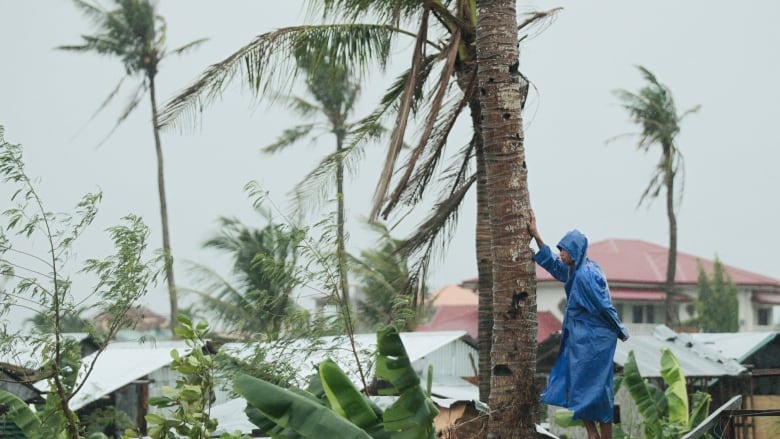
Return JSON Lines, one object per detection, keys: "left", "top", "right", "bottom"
{"left": 557, "top": 229, "right": 588, "bottom": 269}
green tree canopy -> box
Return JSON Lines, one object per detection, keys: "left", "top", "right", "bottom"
{"left": 351, "top": 223, "right": 427, "bottom": 332}
{"left": 694, "top": 257, "right": 739, "bottom": 332}
{"left": 186, "top": 206, "right": 307, "bottom": 340}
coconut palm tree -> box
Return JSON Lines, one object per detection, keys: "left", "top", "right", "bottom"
{"left": 613, "top": 66, "right": 700, "bottom": 328}
{"left": 58, "top": 0, "right": 206, "bottom": 337}
{"left": 186, "top": 211, "right": 305, "bottom": 339}
{"left": 263, "top": 59, "right": 368, "bottom": 311}
{"left": 157, "top": 2, "right": 556, "bottom": 405}
{"left": 475, "top": 1, "right": 538, "bottom": 436}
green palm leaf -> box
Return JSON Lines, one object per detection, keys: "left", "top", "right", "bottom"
{"left": 159, "top": 23, "right": 396, "bottom": 131}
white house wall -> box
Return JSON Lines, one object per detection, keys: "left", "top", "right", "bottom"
{"left": 411, "top": 341, "right": 478, "bottom": 379}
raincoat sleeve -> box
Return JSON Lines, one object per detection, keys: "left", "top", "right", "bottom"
{"left": 575, "top": 266, "right": 629, "bottom": 340}
{"left": 534, "top": 244, "right": 569, "bottom": 283}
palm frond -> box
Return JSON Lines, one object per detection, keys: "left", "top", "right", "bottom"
{"left": 69, "top": 76, "right": 127, "bottom": 142}
{"left": 396, "top": 172, "right": 476, "bottom": 306}
{"left": 262, "top": 124, "right": 318, "bottom": 154}
{"left": 94, "top": 80, "right": 147, "bottom": 148}
{"left": 371, "top": 10, "right": 431, "bottom": 221}
{"left": 381, "top": 26, "right": 461, "bottom": 218}
{"left": 167, "top": 37, "right": 209, "bottom": 57}
{"left": 314, "top": 0, "right": 424, "bottom": 24}
{"left": 516, "top": 7, "right": 563, "bottom": 42}
{"left": 287, "top": 145, "right": 361, "bottom": 219}
{"left": 72, "top": 0, "right": 107, "bottom": 25}
{"left": 158, "top": 23, "right": 395, "bottom": 131}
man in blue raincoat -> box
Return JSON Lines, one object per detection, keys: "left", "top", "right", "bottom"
{"left": 528, "top": 211, "right": 628, "bottom": 439}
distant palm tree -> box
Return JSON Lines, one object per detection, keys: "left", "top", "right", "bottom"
{"left": 58, "top": 0, "right": 206, "bottom": 337}
{"left": 186, "top": 210, "right": 305, "bottom": 339}
{"left": 26, "top": 306, "right": 90, "bottom": 333}
{"left": 351, "top": 222, "right": 427, "bottom": 332}
{"left": 613, "top": 66, "right": 700, "bottom": 327}
{"left": 263, "top": 59, "right": 371, "bottom": 311}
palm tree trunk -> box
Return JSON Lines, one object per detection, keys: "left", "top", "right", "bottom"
{"left": 474, "top": 105, "right": 494, "bottom": 404}
{"left": 335, "top": 129, "right": 350, "bottom": 307}
{"left": 664, "top": 149, "right": 678, "bottom": 327}
{"left": 476, "top": 1, "right": 537, "bottom": 437}
{"left": 149, "top": 74, "right": 178, "bottom": 337}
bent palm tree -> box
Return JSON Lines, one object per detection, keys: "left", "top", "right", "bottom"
{"left": 186, "top": 211, "right": 305, "bottom": 339}
{"left": 613, "top": 66, "right": 699, "bottom": 328}
{"left": 59, "top": 0, "right": 206, "bottom": 337}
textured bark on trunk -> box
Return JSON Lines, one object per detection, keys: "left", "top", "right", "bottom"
{"left": 149, "top": 75, "right": 177, "bottom": 338}
{"left": 476, "top": 1, "right": 537, "bottom": 437}
{"left": 335, "top": 129, "right": 350, "bottom": 307}
{"left": 664, "top": 149, "right": 678, "bottom": 327}
{"left": 475, "top": 128, "right": 494, "bottom": 404}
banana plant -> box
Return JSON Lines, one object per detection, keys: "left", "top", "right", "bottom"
{"left": 554, "top": 348, "right": 711, "bottom": 439}
{"left": 234, "top": 326, "right": 438, "bottom": 439}
{"left": 620, "top": 349, "right": 711, "bottom": 439}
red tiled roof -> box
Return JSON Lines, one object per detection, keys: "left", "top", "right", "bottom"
{"left": 417, "top": 305, "right": 561, "bottom": 343}
{"left": 417, "top": 305, "right": 478, "bottom": 339}
{"left": 536, "top": 311, "right": 563, "bottom": 343}
{"left": 536, "top": 239, "right": 780, "bottom": 287}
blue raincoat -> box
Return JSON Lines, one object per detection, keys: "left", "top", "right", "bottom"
{"left": 535, "top": 229, "right": 628, "bottom": 423}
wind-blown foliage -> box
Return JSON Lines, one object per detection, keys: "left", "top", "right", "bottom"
{"left": 60, "top": 0, "right": 207, "bottom": 336}
{"left": 0, "top": 127, "right": 160, "bottom": 439}
{"left": 692, "top": 257, "right": 739, "bottom": 332}
{"left": 351, "top": 222, "right": 427, "bottom": 332}
{"left": 621, "top": 349, "right": 711, "bottom": 439}
{"left": 185, "top": 206, "right": 306, "bottom": 339}
{"left": 613, "top": 66, "right": 700, "bottom": 327}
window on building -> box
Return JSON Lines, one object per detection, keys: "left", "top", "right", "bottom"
{"left": 632, "top": 305, "right": 643, "bottom": 324}
{"left": 615, "top": 303, "right": 624, "bottom": 320}
{"left": 757, "top": 307, "right": 771, "bottom": 326}
{"left": 631, "top": 303, "right": 659, "bottom": 324}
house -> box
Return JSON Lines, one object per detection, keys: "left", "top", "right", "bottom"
{"left": 536, "top": 239, "right": 780, "bottom": 335}
{"left": 32, "top": 339, "right": 189, "bottom": 435}
{"left": 0, "top": 333, "right": 100, "bottom": 404}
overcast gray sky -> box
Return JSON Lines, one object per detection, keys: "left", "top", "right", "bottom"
{"left": 2, "top": 1, "right": 779, "bottom": 328}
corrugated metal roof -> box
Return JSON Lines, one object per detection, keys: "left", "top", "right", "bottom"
{"left": 221, "top": 331, "right": 470, "bottom": 388}
{"left": 34, "top": 340, "right": 189, "bottom": 410}
{"left": 689, "top": 331, "right": 778, "bottom": 362}
{"left": 613, "top": 325, "right": 746, "bottom": 378}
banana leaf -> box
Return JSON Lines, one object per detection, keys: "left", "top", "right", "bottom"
{"left": 659, "top": 348, "right": 688, "bottom": 425}
{"left": 687, "top": 391, "right": 712, "bottom": 431}
{"left": 623, "top": 350, "right": 666, "bottom": 438}
{"left": 234, "top": 373, "right": 372, "bottom": 439}
{"left": 375, "top": 326, "right": 438, "bottom": 439}
{"left": 0, "top": 389, "right": 42, "bottom": 438}
{"left": 319, "top": 358, "right": 380, "bottom": 429}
